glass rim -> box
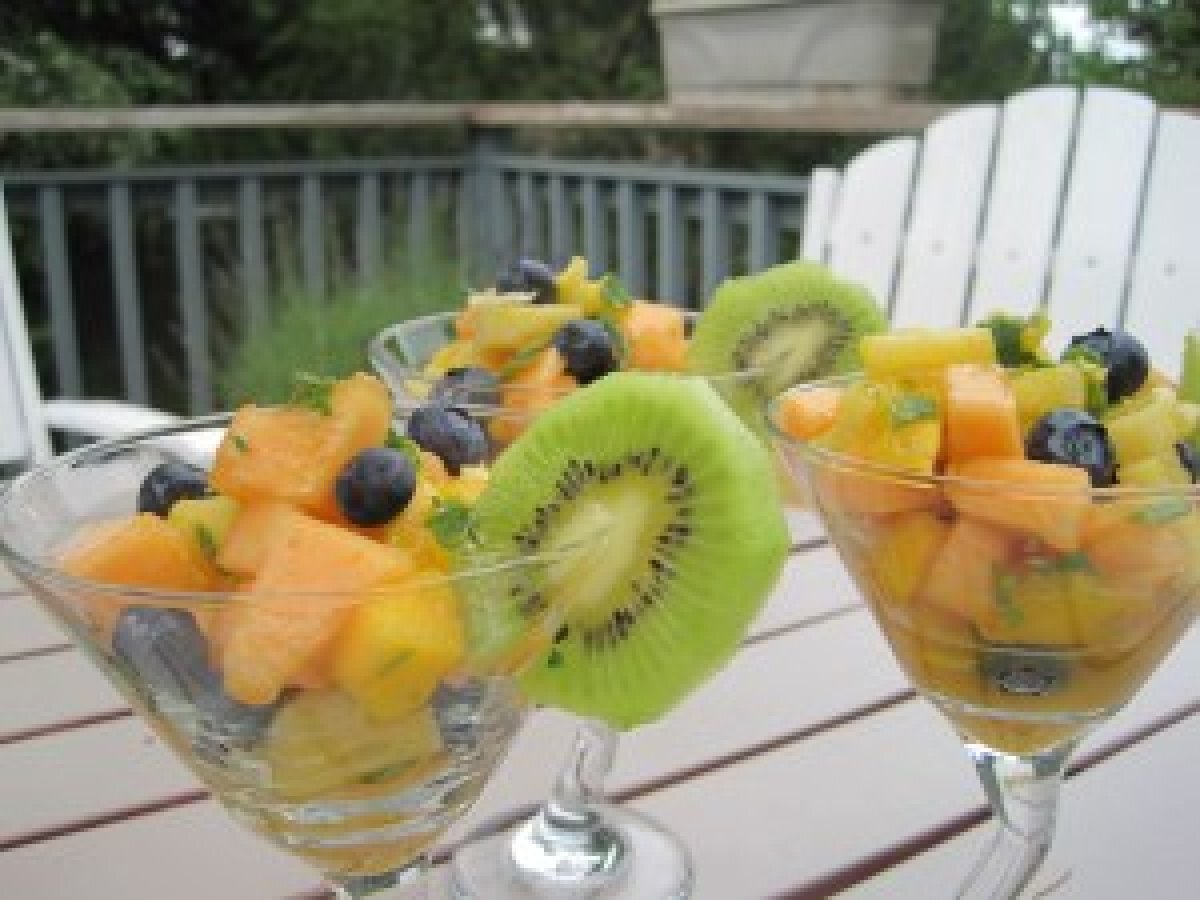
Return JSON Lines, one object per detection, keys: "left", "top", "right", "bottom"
{"left": 0, "top": 411, "right": 590, "bottom": 605}
{"left": 767, "top": 373, "right": 1200, "bottom": 500}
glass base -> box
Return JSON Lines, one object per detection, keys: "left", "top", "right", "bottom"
{"left": 449, "top": 801, "right": 693, "bottom": 899}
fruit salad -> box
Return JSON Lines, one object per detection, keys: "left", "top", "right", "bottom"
{"left": 54, "top": 373, "right": 523, "bottom": 875}
{"left": 771, "top": 318, "right": 1200, "bottom": 754}
{"left": 371, "top": 257, "right": 888, "bottom": 448}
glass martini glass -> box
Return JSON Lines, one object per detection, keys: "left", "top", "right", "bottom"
{"left": 372, "top": 311, "right": 695, "bottom": 898}
{"left": 768, "top": 376, "right": 1199, "bottom": 898}
{"left": 0, "top": 415, "right": 585, "bottom": 900}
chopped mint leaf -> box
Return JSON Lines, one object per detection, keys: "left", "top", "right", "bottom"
{"left": 383, "top": 334, "right": 411, "bottom": 366}
{"left": 1132, "top": 497, "right": 1192, "bottom": 525}
{"left": 1062, "top": 344, "right": 1105, "bottom": 368}
{"left": 385, "top": 431, "right": 422, "bottom": 468}
{"left": 600, "top": 273, "right": 632, "bottom": 308}
{"left": 231, "top": 434, "right": 249, "bottom": 453}
{"left": 889, "top": 393, "right": 937, "bottom": 427}
{"left": 377, "top": 650, "right": 414, "bottom": 677}
{"left": 978, "top": 311, "right": 1050, "bottom": 367}
{"left": 193, "top": 524, "right": 218, "bottom": 560}
{"left": 359, "top": 760, "right": 414, "bottom": 784}
{"left": 595, "top": 315, "right": 629, "bottom": 365}
{"left": 546, "top": 648, "right": 564, "bottom": 669}
{"left": 426, "top": 497, "right": 472, "bottom": 550}
{"left": 992, "top": 568, "right": 1023, "bottom": 627}
{"left": 1055, "top": 550, "right": 1093, "bottom": 572}
{"left": 289, "top": 372, "right": 336, "bottom": 415}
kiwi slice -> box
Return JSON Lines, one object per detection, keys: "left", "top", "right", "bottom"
{"left": 458, "top": 372, "right": 790, "bottom": 729}
{"left": 687, "top": 261, "right": 887, "bottom": 434}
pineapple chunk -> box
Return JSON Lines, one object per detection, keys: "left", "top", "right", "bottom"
{"left": 860, "top": 327, "right": 996, "bottom": 380}
{"left": 332, "top": 578, "right": 465, "bottom": 722}
{"left": 167, "top": 494, "right": 240, "bottom": 559}
{"left": 555, "top": 256, "right": 606, "bottom": 313}
{"left": 1104, "top": 386, "right": 1179, "bottom": 464}
{"left": 867, "top": 510, "right": 951, "bottom": 606}
{"left": 471, "top": 302, "right": 583, "bottom": 352}
{"left": 1119, "top": 451, "right": 1192, "bottom": 487}
{"left": 1011, "top": 364, "right": 1087, "bottom": 433}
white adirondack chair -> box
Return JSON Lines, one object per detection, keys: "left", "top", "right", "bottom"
{"left": 801, "top": 84, "right": 1200, "bottom": 377}
{"left": 1, "top": 187, "right": 182, "bottom": 472}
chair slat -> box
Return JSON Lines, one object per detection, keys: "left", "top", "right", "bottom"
{"left": 967, "top": 86, "right": 1079, "bottom": 323}
{"left": 890, "top": 104, "right": 999, "bottom": 328}
{"left": 825, "top": 138, "right": 918, "bottom": 312}
{"left": 1045, "top": 87, "right": 1157, "bottom": 349}
{"left": 1122, "top": 111, "right": 1200, "bottom": 378}
{"left": 800, "top": 167, "right": 840, "bottom": 263}
{"left": 0, "top": 190, "right": 46, "bottom": 464}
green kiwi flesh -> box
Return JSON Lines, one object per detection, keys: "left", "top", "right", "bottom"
{"left": 458, "top": 372, "right": 790, "bottom": 729}
{"left": 687, "top": 261, "right": 886, "bottom": 435}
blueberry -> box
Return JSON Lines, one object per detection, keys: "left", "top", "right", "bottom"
{"left": 112, "top": 607, "right": 275, "bottom": 748}
{"left": 1065, "top": 328, "right": 1150, "bottom": 404}
{"left": 406, "top": 405, "right": 490, "bottom": 475}
{"left": 979, "top": 645, "right": 1070, "bottom": 696}
{"left": 1026, "top": 408, "right": 1118, "bottom": 487}
{"left": 1176, "top": 442, "right": 1200, "bottom": 483}
{"left": 496, "top": 258, "right": 557, "bottom": 304}
{"left": 335, "top": 447, "right": 418, "bottom": 526}
{"left": 552, "top": 319, "right": 618, "bottom": 385}
{"left": 430, "top": 366, "right": 501, "bottom": 408}
{"left": 137, "top": 461, "right": 209, "bottom": 517}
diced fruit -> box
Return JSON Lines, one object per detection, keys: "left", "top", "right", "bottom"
{"left": 137, "top": 461, "right": 210, "bottom": 517}
{"left": 1104, "top": 386, "right": 1181, "bottom": 465}
{"left": 331, "top": 578, "right": 465, "bottom": 722}
{"left": 216, "top": 501, "right": 304, "bottom": 577}
{"left": 920, "top": 517, "right": 1012, "bottom": 621}
{"left": 264, "top": 690, "right": 444, "bottom": 800}
{"left": 860, "top": 327, "right": 996, "bottom": 380}
{"left": 426, "top": 337, "right": 477, "bottom": 373}
{"left": 221, "top": 513, "right": 410, "bottom": 705}
{"left": 944, "top": 458, "right": 1092, "bottom": 551}
{"left": 1011, "top": 364, "right": 1088, "bottom": 433}
{"left": 406, "top": 406, "right": 490, "bottom": 476}
{"left": 61, "top": 514, "right": 219, "bottom": 637}
{"left": 866, "top": 510, "right": 951, "bottom": 607}
{"left": 335, "top": 448, "right": 418, "bottom": 527}
{"left": 438, "top": 465, "right": 490, "bottom": 505}
{"left": 491, "top": 347, "right": 575, "bottom": 445}
{"left": 1119, "top": 450, "right": 1192, "bottom": 487}
{"left": 942, "top": 364, "right": 1024, "bottom": 464}
{"left": 621, "top": 303, "right": 687, "bottom": 372}
{"left": 167, "top": 495, "right": 240, "bottom": 561}
{"left": 1084, "top": 503, "right": 1200, "bottom": 594}
{"left": 1065, "top": 327, "right": 1149, "bottom": 404}
{"left": 1025, "top": 409, "right": 1117, "bottom": 487}
{"left": 495, "top": 257, "right": 558, "bottom": 304}
{"left": 471, "top": 302, "right": 583, "bottom": 352}
{"left": 553, "top": 319, "right": 619, "bottom": 385}
{"left": 209, "top": 374, "right": 391, "bottom": 515}
{"left": 555, "top": 256, "right": 606, "bottom": 314}
{"left": 776, "top": 385, "right": 842, "bottom": 440}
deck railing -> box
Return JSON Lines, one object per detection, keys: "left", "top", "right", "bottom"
{"left": 3, "top": 155, "right": 810, "bottom": 413}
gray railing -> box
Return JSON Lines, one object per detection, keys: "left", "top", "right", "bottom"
{"left": 3, "top": 153, "right": 810, "bottom": 414}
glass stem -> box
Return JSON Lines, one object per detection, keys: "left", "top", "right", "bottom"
{"left": 332, "top": 857, "right": 429, "bottom": 899}
{"left": 544, "top": 717, "right": 618, "bottom": 826}
{"left": 955, "top": 740, "right": 1076, "bottom": 900}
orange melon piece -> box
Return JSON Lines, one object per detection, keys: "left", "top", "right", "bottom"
{"left": 60, "top": 513, "right": 219, "bottom": 640}
{"left": 866, "top": 509, "right": 952, "bottom": 608}
{"left": 814, "top": 464, "right": 942, "bottom": 519}
{"left": 221, "top": 513, "right": 411, "bottom": 705}
{"left": 1083, "top": 503, "right": 1200, "bottom": 594}
{"left": 919, "top": 516, "right": 1012, "bottom": 622}
{"left": 942, "top": 364, "right": 1023, "bottom": 463}
{"left": 945, "top": 458, "right": 1092, "bottom": 552}
{"left": 777, "top": 385, "right": 843, "bottom": 441}
{"left": 216, "top": 501, "right": 305, "bottom": 577}
{"left": 492, "top": 347, "right": 576, "bottom": 445}
{"left": 621, "top": 303, "right": 687, "bottom": 372}
{"left": 209, "top": 374, "right": 391, "bottom": 514}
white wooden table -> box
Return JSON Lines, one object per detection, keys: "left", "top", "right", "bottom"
{"left": 3, "top": 532, "right": 1200, "bottom": 899}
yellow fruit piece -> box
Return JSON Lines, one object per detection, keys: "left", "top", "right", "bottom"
{"left": 167, "top": 494, "right": 240, "bottom": 558}
{"left": 265, "top": 689, "right": 444, "bottom": 800}
{"left": 820, "top": 380, "right": 942, "bottom": 473}
{"left": 866, "top": 510, "right": 951, "bottom": 607}
{"left": 1104, "top": 386, "right": 1179, "bottom": 464}
{"left": 425, "top": 339, "right": 477, "bottom": 376}
{"left": 860, "top": 327, "right": 996, "bottom": 380}
{"left": 332, "top": 579, "right": 465, "bottom": 722}
{"left": 1011, "top": 364, "right": 1087, "bottom": 433}
{"left": 471, "top": 303, "right": 583, "bottom": 352}
{"left": 1119, "top": 451, "right": 1191, "bottom": 487}
{"left": 555, "top": 256, "right": 606, "bottom": 313}
{"left": 440, "top": 465, "right": 490, "bottom": 504}
{"left": 386, "top": 518, "right": 451, "bottom": 572}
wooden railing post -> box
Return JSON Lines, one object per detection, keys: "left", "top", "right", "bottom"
{"left": 465, "top": 125, "right": 513, "bottom": 282}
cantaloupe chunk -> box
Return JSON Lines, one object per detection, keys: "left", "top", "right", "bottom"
{"left": 945, "top": 458, "right": 1092, "bottom": 552}
{"left": 221, "top": 513, "right": 411, "bottom": 705}
{"left": 1083, "top": 503, "right": 1200, "bottom": 595}
{"left": 866, "top": 509, "right": 951, "bottom": 607}
{"left": 942, "top": 364, "right": 1024, "bottom": 463}
{"left": 621, "top": 303, "right": 687, "bottom": 372}
{"left": 919, "top": 516, "right": 1012, "bottom": 621}
{"left": 491, "top": 347, "right": 575, "bottom": 445}
{"left": 776, "top": 385, "right": 843, "bottom": 441}
{"left": 216, "top": 501, "right": 305, "bottom": 577}
{"left": 59, "top": 513, "right": 219, "bottom": 640}
{"left": 209, "top": 374, "right": 391, "bottom": 514}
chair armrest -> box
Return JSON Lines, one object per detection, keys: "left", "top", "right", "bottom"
{"left": 41, "top": 398, "right": 181, "bottom": 437}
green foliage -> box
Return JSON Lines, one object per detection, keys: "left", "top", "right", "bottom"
{"left": 1082, "top": 1, "right": 1200, "bottom": 103}
{"left": 930, "top": 0, "right": 1059, "bottom": 102}
{"left": 218, "top": 255, "right": 465, "bottom": 407}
